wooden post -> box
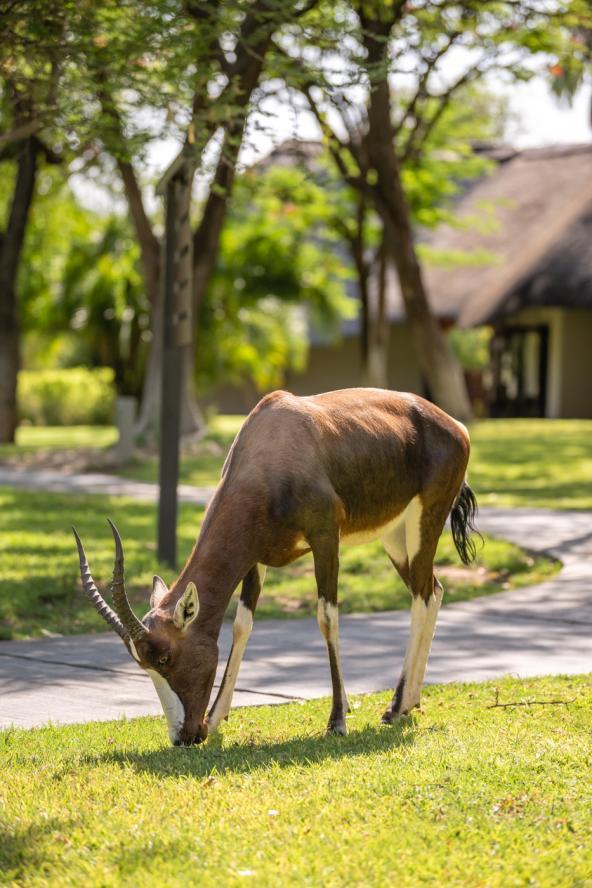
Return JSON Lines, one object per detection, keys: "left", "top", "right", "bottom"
{"left": 156, "top": 155, "right": 194, "bottom": 569}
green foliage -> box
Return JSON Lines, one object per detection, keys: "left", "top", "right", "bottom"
{"left": 7, "top": 166, "right": 149, "bottom": 396}
{"left": 201, "top": 164, "right": 354, "bottom": 391}
{"left": 546, "top": 1, "right": 592, "bottom": 105}
{"left": 17, "top": 368, "right": 115, "bottom": 426}
{"left": 57, "top": 217, "right": 148, "bottom": 396}
{"left": 1, "top": 675, "right": 591, "bottom": 885}
{"left": 399, "top": 87, "right": 508, "bottom": 229}
{"left": 448, "top": 327, "right": 493, "bottom": 372}
{"left": 13, "top": 169, "right": 92, "bottom": 334}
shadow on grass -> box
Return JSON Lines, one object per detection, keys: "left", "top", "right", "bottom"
{"left": 85, "top": 720, "right": 423, "bottom": 780}
{"left": 0, "top": 816, "right": 78, "bottom": 879}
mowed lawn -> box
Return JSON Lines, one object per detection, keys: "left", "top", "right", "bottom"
{"left": 0, "top": 487, "right": 556, "bottom": 639}
{"left": 5, "top": 416, "right": 592, "bottom": 509}
{"left": 2, "top": 424, "right": 118, "bottom": 452}
{"left": 469, "top": 419, "right": 592, "bottom": 510}
{"left": 1, "top": 674, "right": 590, "bottom": 886}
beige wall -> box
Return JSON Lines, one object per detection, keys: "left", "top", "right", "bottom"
{"left": 559, "top": 309, "right": 592, "bottom": 418}
{"left": 207, "top": 322, "right": 425, "bottom": 414}
{"left": 285, "top": 323, "right": 423, "bottom": 397}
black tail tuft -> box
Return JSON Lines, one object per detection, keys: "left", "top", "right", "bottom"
{"left": 450, "top": 482, "right": 482, "bottom": 565}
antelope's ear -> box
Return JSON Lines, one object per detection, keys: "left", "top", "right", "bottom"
{"left": 150, "top": 575, "right": 169, "bottom": 609}
{"left": 173, "top": 582, "right": 199, "bottom": 630}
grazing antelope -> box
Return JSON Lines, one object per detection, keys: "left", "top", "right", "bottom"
{"left": 74, "top": 388, "right": 478, "bottom": 746}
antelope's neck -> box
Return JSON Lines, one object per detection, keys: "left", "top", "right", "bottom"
{"left": 173, "top": 488, "right": 256, "bottom": 639}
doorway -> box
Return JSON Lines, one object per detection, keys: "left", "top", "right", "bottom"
{"left": 489, "top": 325, "right": 548, "bottom": 417}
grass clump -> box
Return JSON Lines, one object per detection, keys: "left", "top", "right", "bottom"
{"left": 0, "top": 487, "right": 557, "bottom": 639}
{"left": 0, "top": 674, "right": 590, "bottom": 886}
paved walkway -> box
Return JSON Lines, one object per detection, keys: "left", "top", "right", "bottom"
{"left": 0, "top": 466, "right": 214, "bottom": 505}
{"left": 0, "top": 500, "right": 590, "bottom": 731}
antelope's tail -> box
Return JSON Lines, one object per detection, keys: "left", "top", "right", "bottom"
{"left": 450, "top": 481, "right": 482, "bottom": 565}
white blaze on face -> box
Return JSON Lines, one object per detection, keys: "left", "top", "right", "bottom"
{"left": 145, "top": 668, "right": 185, "bottom": 745}
{"left": 127, "top": 639, "right": 185, "bottom": 744}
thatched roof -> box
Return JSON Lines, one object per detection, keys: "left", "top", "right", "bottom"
{"left": 418, "top": 144, "right": 592, "bottom": 327}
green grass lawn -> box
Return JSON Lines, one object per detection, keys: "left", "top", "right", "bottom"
{"left": 0, "top": 424, "right": 118, "bottom": 454}
{"left": 1, "top": 674, "right": 590, "bottom": 886}
{"left": 2, "top": 417, "right": 591, "bottom": 510}
{"left": 469, "top": 419, "right": 592, "bottom": 510}
{"left": 0, "top": 487, "right": 557, "bottom": 640}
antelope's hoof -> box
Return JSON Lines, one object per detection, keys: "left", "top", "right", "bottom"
{"left": 326, "top": 720, "right": 347, "bottom": 736}
{"left": 381, "top": 708, "right": 408, "bottom": 725}
{"left": 381, "top": 702, "right": 418, "bottom": 724}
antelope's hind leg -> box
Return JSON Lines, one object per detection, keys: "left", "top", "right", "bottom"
{"left": 207, "top": 564, "right": 266, "bottom": 732}
{"left": 311, "top": 530, "right": 349, "bottom": 736}
{"left": 381, "top": 496, "right": 445, "bottom": 724}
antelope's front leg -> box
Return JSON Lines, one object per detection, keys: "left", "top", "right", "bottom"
{"left": 312, "top": 532, "right": 349, "bottom": 736}
{"left": 207, "top": 564, "right": 266, "bottom": 732}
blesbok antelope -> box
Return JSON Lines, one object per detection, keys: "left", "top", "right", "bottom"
{"left": 73, "top": 388, "right": 478, "bottom": 746}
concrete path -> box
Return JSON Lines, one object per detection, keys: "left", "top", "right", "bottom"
{"left": 1, "top": 507, "right": 590, "bottom": 731}
{"left": 0, "top": 466, "right": 214, "bottom": 505}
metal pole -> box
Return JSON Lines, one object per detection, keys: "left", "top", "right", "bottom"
{"left": 158, "top": 179, "right": 180, "bottom": 567}
{"left": 157, "top": 166, "right": 193, "bottom": 569}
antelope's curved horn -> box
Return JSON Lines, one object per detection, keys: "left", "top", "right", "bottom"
{"left": 107, "top": 519, "right": 147, "bottom": 642}
{"left": 72, "top": 527, "right": 129, "bottom": 641}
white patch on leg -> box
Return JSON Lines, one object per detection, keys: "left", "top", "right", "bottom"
{"left": 381, "top": 495, "right": 423, "bottom": 574}
{"left": 317, "top": 598, "right": 338, "bottom": 642}
{"left": 257, "top": 564, "right": 267, "bottom": 585}
{"left": 317, "top": 599, "right": 349, "bottom": 723}
{"left": 207, "top": 600, "right": 253, "bottom": 732}
{"left": 381, "top": 510, "right": 407, "bottom": 570}
{"left": 404, "top": 495, "right": 423, "bottom": 566}
{"left": 145, "top": 668, "right": 185, "bottom": 744}
{"left": 398, "top": 582, "right": 443, "bottom": 714}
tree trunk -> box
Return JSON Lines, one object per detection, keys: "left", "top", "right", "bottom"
{"left": 371, "top": 149, "right": 471, "bottom": 418}
{"left": 359, "top": 10, "right": 472, "bottom": 421}
{"left": 364, "top": 237, "right": 389, "bottom": 389}
{"left": 348, "top": 200, "right": 389, "bottom": 389}
{"left": 0, "top": 137, "right": 39, "bottom": 443}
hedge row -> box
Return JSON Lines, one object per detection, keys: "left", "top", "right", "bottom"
{"left": 18, "top": 368, "right": 116, "bottom": 426}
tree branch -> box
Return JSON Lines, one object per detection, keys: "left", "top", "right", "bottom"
{"left": 0, "top": 119, "right": 43, "bottom": 152}
{"left": 399, "top": 63, "right": 483, "bottom": 164}
{"left": 395, "top": 30, "right": 462, "bottom": 134}
{"left": 488, "top": 698, "right": 576, "bottom": 709}
{"left": 94, "top": 80, "right": 159, "bottom": 259}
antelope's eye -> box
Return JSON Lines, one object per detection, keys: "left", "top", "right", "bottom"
{"left": 158, "top": 654, "right": 170, "bottom": 666}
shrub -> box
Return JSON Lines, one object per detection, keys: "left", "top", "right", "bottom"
{"left": 18, "top": 367, "right": 116, "bottom": 426}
